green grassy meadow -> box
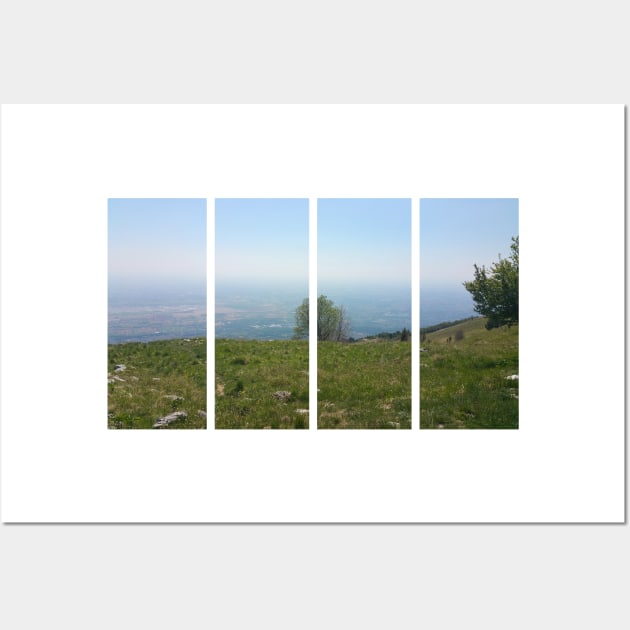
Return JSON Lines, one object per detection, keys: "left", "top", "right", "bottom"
{"left": 318, "top": 339, "right": 411, "bottom": 429}
{"left": 108, "top": 320, "right": 516, "bottom": 431}
{"left": 420, "top": 318, "right": 518, "bottom": 429}
{"left": 215, "top": 339, "right": 309, "bottom": 429}
{"left": 108, "top": 337, "right": 207, "bottom": 429}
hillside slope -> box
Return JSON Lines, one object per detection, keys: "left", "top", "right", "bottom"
{"left": 421, "top": 318, "right": 518, "bottom": 429}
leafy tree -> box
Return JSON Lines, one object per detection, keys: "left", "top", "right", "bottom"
{"left": 400, "top": 327, "right": 410, "bottom": 341}
{"left": 293, "top": 295, "right": 350, "bottom": 341}
{"left": 464, "top": 236, "right": 519, "bottom": 330}
{"left": 293, "top": 299, "right": 310, "bottom": 339}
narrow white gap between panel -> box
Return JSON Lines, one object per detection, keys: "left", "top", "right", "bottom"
{"left": 208, "top": 198, "right": 215, "bottom": 430}
{"left": 309, "top": 198, "right": 318, "bottom": 430}
{"left": 412, "top": 198, "right": 420, "bottom": 430}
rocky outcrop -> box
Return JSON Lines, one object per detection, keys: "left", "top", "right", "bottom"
{"left": 153, "top": 411, "right": 188, "bottom": 429}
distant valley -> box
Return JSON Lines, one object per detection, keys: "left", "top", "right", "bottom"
{"left": 108, "top": 283, "right": 476, "bottom": 343}
{"left": 216, "top": 284, "right": 412, "bottom": 340}
{"left": 109, "top": 283, "right": 206, "bottom": 343}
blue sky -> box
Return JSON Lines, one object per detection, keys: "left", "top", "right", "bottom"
{"left": 215, "top": 199, "right": 309, "bottom": 285}
{"left": 420, "top": 198, "right": 519, "bottom": 288}
{"left": 108, "top": 198, "right": 206, "bottom": 285}
{"left": 318, "top": 199, "right": 411, "bottom": 288}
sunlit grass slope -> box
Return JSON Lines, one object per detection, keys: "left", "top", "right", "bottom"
{"left": 108, "top": 337, "right": 207, "bottom": 429}
{"left": 420, "top": 318, "right": 518, "bottom": 429}
{"left": 318, "top": 339, "right": 411, "bottom": 429}
{"left": 215, "top": 339, "right": 309, "bottom": 429}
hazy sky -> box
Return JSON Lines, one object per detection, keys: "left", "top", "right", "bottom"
{"left": 318, "top": 198, "right": 411, "bottom": 288}
{"left": 215, "top": 198, "right": 309, "bottom": 285}
{"left": 108, "top": 198, "right": 206, "bottom": 285}
{"left": 420, "top": 198, "right": 519, "bottom": 288}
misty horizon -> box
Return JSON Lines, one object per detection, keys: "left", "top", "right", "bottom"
{"left": 108, "top": 198, "right": 207, "bottom": 344}
{"left": 216, "top": 282, "right": 412, "bottom": 340}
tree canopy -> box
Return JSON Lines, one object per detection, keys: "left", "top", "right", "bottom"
{"left": 463, "top": 236, "right": 519, "bottom": 330}
{"left": 294, "top": 295, "right": 350, "bottom": 341}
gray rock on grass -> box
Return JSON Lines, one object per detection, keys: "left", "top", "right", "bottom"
{"left": 153, "top": 411, "right": 188, "bottom": 429}
{"left": 272, "top": 391, "right": 292, "bottom": 402}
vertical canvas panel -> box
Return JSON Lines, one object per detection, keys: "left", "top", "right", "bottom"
{"left": 317, "top": 199, "right": 412, "bottom": 429}
{"left": 107, "top": 198, "right": 207, "bottom": 429}
{"left": 214, "top": 199, "right": 309, "bottom": 429}
{"left": 420, "top": 198, "right": 519, "bottom": 429}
